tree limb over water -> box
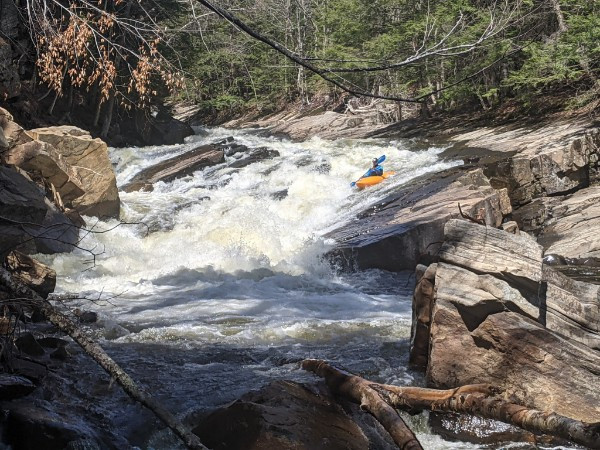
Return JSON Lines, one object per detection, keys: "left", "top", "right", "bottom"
{"left": 302, "top": 359, "right": 600, "bottom": 449}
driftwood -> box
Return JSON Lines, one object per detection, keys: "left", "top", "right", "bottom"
{"left": 302, "top": 359, "right": 423, "bottom": 450}
{"left": 0, "top": 267, "right": 208, "bottom": 450}
{"left": 303, "top": 359, "right": 600, "bottom": 449}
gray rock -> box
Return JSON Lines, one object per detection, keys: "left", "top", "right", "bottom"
{"left": 123, "top": 144, "right": 224, "bottom": 192}
{"left": 327, "top": 168, "right": 512, "bottom": 271}
{"left": 193, "top": 380, "right": 384, "bottom": 450}
{"left": 15, "top": 333, "right": 45, "bottom": 357}
{"left": 0, "top": 166, "right": 48, "bottom": 260}
{"left": 0, "top": 374, "right": 36, "bottom": 400}
{"left": 5, "top": 403, "right": 101, "bottom": 450}
{"left": 228, "top": 147, "right": 280, "bottom": 169}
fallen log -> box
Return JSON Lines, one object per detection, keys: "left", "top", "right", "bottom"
{"left": 303, "top": 359, "right": 600, "bottom": 449}
{"left": 0, "top": 267, "right": 208, "bottom": 450}
{"left": 302, "top": 359, "right": 423, "bottom": 450}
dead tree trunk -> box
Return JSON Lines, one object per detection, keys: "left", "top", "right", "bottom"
{"left": 303, "top": 359, "right": 600, "bottom": 449}
{"left": 0, "top": 267, "right": 208, "bottom": 450}
{"left": 302, "top": 359, "right": 423, "bottom": 450}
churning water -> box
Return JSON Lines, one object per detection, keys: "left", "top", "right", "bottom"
{"left": 39, "top": 128, "right": 541, "bottom": 448}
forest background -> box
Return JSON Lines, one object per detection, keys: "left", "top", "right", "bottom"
{"left": 1, "top": 0, "right": 599, "bottom": 135}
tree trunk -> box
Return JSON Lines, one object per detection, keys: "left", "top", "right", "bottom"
{"left": 303, "top": 359, "right": 600, "bottom": 449}
{"left": 0, "top": 267, "right": 208, "bottom": 450}
{"left": 302, "top": 359, "right": 423, "bottom": 450}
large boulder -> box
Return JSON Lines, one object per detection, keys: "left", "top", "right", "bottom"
{"left": 327, "top": 168, "right": 512, "bottom": 271}
{"left": 122, "top": 144, "right": 224, "bottom": 192}
{"left": 3, "top": 139, "right": 85, "bottom": 203}
{"left": 193, "top": 380, "right": 395, "bottom": 450}
{"left": 0, "top": 166, "right": 48, "bottom": 260}
{"left": 29, "top": 126, "right": 120, "bottom": 218}
{"left": 415, "top": 219, "right": 600, "bottom": 423}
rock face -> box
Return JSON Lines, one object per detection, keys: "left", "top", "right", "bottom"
{"left": 327, "top": 168, "right": 511, "bottom": 271}
{"left": 414, "top": 219, "right": 600, "bottom": 423}
{"left": 29, "top": 126, "right": 120, "bottom": 218}
{"left": 193, "top": 380, "right": 394, "bottom": 450}
{"left": 534, "top": 186, "right": 600, "bottom": 262}
{"left": 0, "top": 166, "right": 48, "bottom": 260}
{"left": 447, "top": 121, "right": 600, "bottom": 207}
{"left": 4, "top": 139, "right": 85, "bottom": 202}
{"left": 122, "top": 144, "right": 225, "bottom": 192}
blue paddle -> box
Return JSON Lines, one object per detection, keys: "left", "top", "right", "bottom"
{"left": 351, "top": 155, "right": 386, "bottom": 187}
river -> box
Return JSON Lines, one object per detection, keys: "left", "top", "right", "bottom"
{"left": 39, "top": 128, "right": 542, "bottom": 449}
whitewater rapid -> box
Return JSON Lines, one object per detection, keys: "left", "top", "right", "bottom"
{"left": 39, "top": 127, "right": 506, "bottom": 448}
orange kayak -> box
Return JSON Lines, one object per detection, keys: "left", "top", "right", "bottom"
{"left": 355, "top": 171, "right": 395, "bottom": 189}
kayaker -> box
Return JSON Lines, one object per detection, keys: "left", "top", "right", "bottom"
{"left": 364, "top": 158, "right": 383, "bottom": 177}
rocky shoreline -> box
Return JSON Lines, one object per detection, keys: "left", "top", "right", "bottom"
{"left": 1, "top": 104, "right": 599, "bottom": 448}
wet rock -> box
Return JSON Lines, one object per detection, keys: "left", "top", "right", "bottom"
{"left": 29, "top": 126, "right": 120, "bottom": 218}
{"left": 193, "top": 380, "right": 371, "bottom": 450}
{"left": 4, "top": 403, "right": 101, "bottom": 450}
{"left": 37, "top": 337, "right": 68, "bottom": 349}
{"left": 10, "top": 358, "right": 47, "bottom": 384}
{"left": 228, "top": 147, "right": 280, "bottom": 169}
{"left": 326, "top": 168, "right": 512, "bottom": 271}
{"left": 136, "top": 108, "right": 194, "bottom": 146}
{"left": 3, "top": 139, "right": 85, "bottom": 202}
{"left": 421, "top": 219, "right": 600, "bottom": 423}
{"left": 271, "top": 189, "right": 288, "bottom": 200}
{"left": 123, "top": 144, "right": 224, "bottom": 192}
{"left": 15, "top": 333, "right": 45, "bottom": 357}
{"left": 78, "top": 311, "right": 98, "bottom": 324}
{"left": 0, "top": 375, "right": 36, "bottom": 400}
{"left": 0, "top": 165, "right": 48, "bottom": 260}
{"left": 315, "top": 162, "right": 331, "bottom": 174}
{"left": 221, "top": 142, "right": 249, "bottom": 157}
{"left": 428, "top": 412, "right": 565, "bottom": 447}
{"left": 50, "top": 345, "right": 71, "bottom": 361}
{"left": 6, "top": 251, "right": 56, "bottom": 299}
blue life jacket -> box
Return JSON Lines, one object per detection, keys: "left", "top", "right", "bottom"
{"left": 365, "top": 165, "right": 383, "bottom": 177}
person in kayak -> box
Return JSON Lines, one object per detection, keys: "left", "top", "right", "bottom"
{"left": 364, "top": 158, "right": 383, "bottom": 177}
